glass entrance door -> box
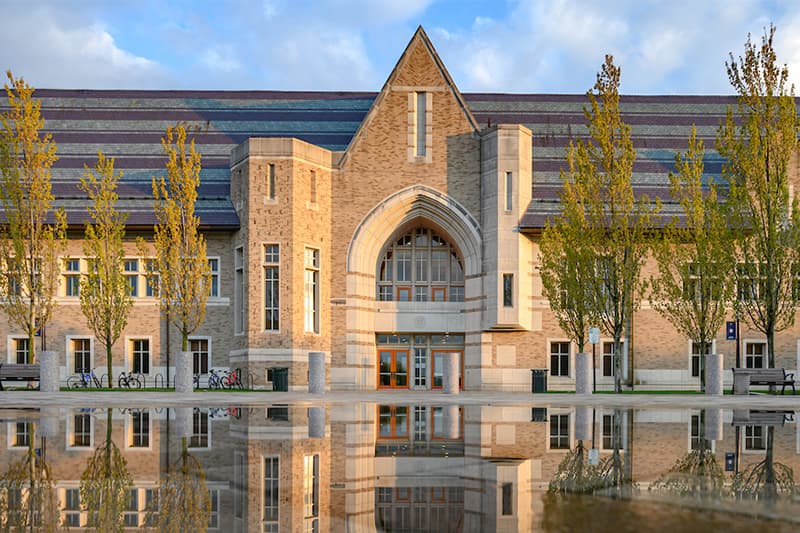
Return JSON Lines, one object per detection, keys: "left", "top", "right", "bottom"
{"left": 378, "top": 350, "right": 409, "bottom": 389}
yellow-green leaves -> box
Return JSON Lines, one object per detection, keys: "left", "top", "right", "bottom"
{"left": 152, "top": 125, "right": 210, "bottom": 351}
{"left": 0, "top": 71, "right": 66, "bottom": 362}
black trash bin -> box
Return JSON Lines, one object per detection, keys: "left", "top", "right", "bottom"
{"left": 272, "top": 367, "right": 289, "bottom": 392}
{"left": 532, "top": 369, "right": 548, "bottom": 393}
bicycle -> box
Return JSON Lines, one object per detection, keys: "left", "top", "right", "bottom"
{"left": 118, "top": 371, "right": 143, "bottom": 389}
{"left": 222, "top": 368, "right": 244, "bottom": 390}
{"left": 67, "top": 368, "right": 102, "bottom": 389}
{"left": 207, "top": 369, "right": 224, "bottom": 390}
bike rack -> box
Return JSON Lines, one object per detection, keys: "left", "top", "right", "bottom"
{"left": 247, "top": 371, "right": 256, "bottom": 390}
{"left": 100, "top": 373, "right": 109, "bottom": 388}
{"left": 153, "top": 373, "right": 165, "bottom": 389}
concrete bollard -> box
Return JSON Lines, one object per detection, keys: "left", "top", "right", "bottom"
{"left": 175, "top": 351, "right": 193, "bottom": 393}
{"left": 575, "top": 352, "right": 592, "bottom": 395}
{"left": 309, "top": 352, "right": 326, "bottom": 394}
{"left": 40, "top": 407, "right": 60, "bottom": 438}
{"left": 733, "top": 371, "right": 750, "bottom": 395}
{"left": 442, "top": 405, "right": 460, "bottom": 439}
{"left": 442, "top": 352, "right": 460, "bottom": 394}
{"left": 575, "top": 406, "right": 593, "bottom": 442}
{"left": 705, "top": 353, "right": 723, "bottom": 395}
{"left": 175, "top": 407, "right": 193, "bottom": 438}
{"left": 39, "top": 350, "right": 59, "bottom": 393}
{"left": 704, "top": 408, "right": 723, "bottom": 441}
{"left": 308, "top": 407, "right": 325, "bottom": 438}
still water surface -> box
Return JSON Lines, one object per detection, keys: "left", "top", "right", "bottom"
{"left": 0, "top": 403, "right": 798, "bottom": 532}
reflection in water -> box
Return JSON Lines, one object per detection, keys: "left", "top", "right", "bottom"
{"left": 0, "top": 404, "right": 798, "bottom": 531}
{"left": 79, "top": 408, "right": 132, "bottom": 532}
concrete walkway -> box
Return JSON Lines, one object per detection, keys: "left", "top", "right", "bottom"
{"left": 1, "top": 390, "right": 799, "bottom": 410}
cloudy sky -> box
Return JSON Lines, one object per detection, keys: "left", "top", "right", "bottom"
{"left": 2, "top": 0, "right": 799, "bottom": 94}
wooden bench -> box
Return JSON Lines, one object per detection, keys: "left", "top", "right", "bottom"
{"left": 0, "top": 364, "right": 41, "bottom": 390}
{"left": 731, "top": 367, "right": 795, "bottom": 395}
{"left": 732, "top": 410, "right": 794, "bottom": 427}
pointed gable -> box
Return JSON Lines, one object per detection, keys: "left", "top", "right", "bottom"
{"left": 339, "top": 26, "right": 479, "bottom": 168}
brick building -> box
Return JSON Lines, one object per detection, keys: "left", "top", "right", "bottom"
{"left": 4, "top": 27, "right": 798, "bottom": 391}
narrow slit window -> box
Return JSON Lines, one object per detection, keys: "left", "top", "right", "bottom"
{"left": 268, "top": 164, "right": 276, "bottom": 200}
{"left": 310, "top": 170, "right": 317, "bottom": 204}
{"left": 416, "top": 92, "right": 426, "bottom": 157}
{"left": 503, "top": 274, "right": 513, "bottom": 307}
{"left": 505, "top": 171, "right": 513, "bottom": 211}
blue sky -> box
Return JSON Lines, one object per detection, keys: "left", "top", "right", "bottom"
{"left": 2, "top": 0, "right": 799, "bottom": 94}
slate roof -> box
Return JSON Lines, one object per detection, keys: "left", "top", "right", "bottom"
{"left": 7, "top": 89, "right": 745, "bottom": 232}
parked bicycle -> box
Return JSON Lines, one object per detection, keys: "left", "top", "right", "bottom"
{"left": 207, "top": 369, "right": 224, "bottom": 390}
{"left": 222, "top": 368, "right": 244, "bottom": 390}
{"left": 67, "top": 368, "right": 103, "bottom": 389}
{"left": 118, "top": 371, "right": 143, "bottom": 389}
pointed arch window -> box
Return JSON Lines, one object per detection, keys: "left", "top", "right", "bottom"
{"left": 377, "top": 227, "right": 464, "bottom": 302}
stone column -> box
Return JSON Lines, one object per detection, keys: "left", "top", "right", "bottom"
{"left": 309, "top": 352, "right": 326, "bottom": 394}
{"left": 175, "top": 407, "right": 193, "bottom": 438}
{"left": 442, "top": 405, "right": 460, "bottom": 439}
{"left": 442, "top": 352, "right": 460, "bottom": 394}
{"left": 705, "top": 353, "right": 723, "bottom": 395}
{"left": 308, "top": 407, "right": 325, "bottom": 438}
{"left": 175, "top": 351, "right": 193, "bottom": 393}
{"left": 575, "top": 406, "right": 593, "bottom": 442}
{"left": 733, "top": 371, "right": 750, "bottom": 395}
{"left": 39, "top": 350, "right": 59, "bottom": 393}
{"left": 704, "top": 408, "right": 723, "bottom": 441}
{"left": 40, "top": 407, "right": 60, "bottom": 438}
{"left": 575, "top": 352, "right": 592, "bottom": 395}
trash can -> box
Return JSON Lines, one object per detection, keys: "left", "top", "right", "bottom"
{"left": 532, "top": 369, "right": 548, "bottom": 393}
{"left": 272, "top": 367, "right": 289, "bottom": 392}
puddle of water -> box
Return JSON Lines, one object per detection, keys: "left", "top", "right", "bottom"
{"left": 0, "top": 404, "right": 798, "bottom": 531}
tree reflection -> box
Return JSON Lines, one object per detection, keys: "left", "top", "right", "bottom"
{"left": 0, "top": 422, "right": 60, "bottom": 532}
{"left": 548, "top": 409, "right": 632, "bottom": 498}
{"left": 79, "top": 408, "right": 132, "bottom": 532}
{"left": 146, "top": 438, "right": 211, "bottom": 532}
{"left": 732, "top": 426, "right": 795, "bottom": 501}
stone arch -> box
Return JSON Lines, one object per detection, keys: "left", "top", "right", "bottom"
{"left": 347, "top": 185, "right": 481, "bottom": 282}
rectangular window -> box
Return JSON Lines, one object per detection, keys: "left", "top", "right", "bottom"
{"left": 13, "top": 422, "right": 31, "bottom": 447}
{"left": 235, "top": 247, "right": 244, "bottom": 334}
{"left": 263, "top": 456, "right": 279, "bottom": 531}
{"left": 414, "top": 348, "right": 427, "bottom": 387}
{"left": 264, "top": 244, "right": 279, "bottom": 331}
{"left": 208, "top": 258, "right": 219, "bottom": 298}
{"left": 304, "top": 248, "right": 320, "bottom": 334}
{"left": 378, "top": 405, "right": 409, "bottom": 438}
{"left": 745, "top": 341, "right": 765, "bottom": 369}
{"left": 208, "top": 489, "right": 219, "bottom": 529}
{"left": 431, "top": 286, "right": 446, "bottom": 302}
{"left": 131, "top": 339, "right": 150, "bottom": 374}
{"left": 189, "top": 409, "right": 210, "bottom": 448}
{"left": 501, "top": 483, "right": 513, "bottom": 516}
{"left": 691, "top": 342, "right": 710, "bottom": 378}
{"left": 145, "top": 259, "right": 159, "bottom": 297}
{"left": 550, "top": 341, "right": 570, "bottom": 377}
{"left": 124, "top": 489, "right": 139, "bottom": 527}
{"left": 505, "top": 171, "right": 513, "bottom": 212}
{"left": 303, "top": 454, "right": 319, "bottom": 532}
{"left": 414, "top": 286, "right": 428, "bottom": 302}
{"left": 129, "top": 410, "right": 150, "bottom": 447}
{"left": 744, "top": 425, "right": 767, "bottom": 450}
{"left": 124, "top": 259, "right": 139, "bottom": 297}
{"left": 64, "top": 258, "right": 81, "bottom": 297}
{"left": 690, "top": 414, "right": 702, "bottom": 451}
{"left": 416, "top": 91, "right": 427, "bottom": 157}
{"left": 414, "top": 406, "right": 427, "bottom": 440}
{"left": 602, "top": 341, "right": 616, "bottom": 377}
{"left": 72, "top": 413, "right": 92, "bottom": 447}
{"left": 503, "top": 274, "right": 513, "bottom": 307}
{"left": 602, "top": 414, "right": 615, "bottom": 449}
{"left": 310, "top": 170, "right": 317, "bottom": 204}
{"left": 190, "top": 338, "right": 209, "bottom": 375}
{"left": 72, "top": 338, "right": 91, "bottom": 374}
{"left": 396, "top": 250, "right": 411, "bottom": 282}
{"left": 737, "top": 263, "right": 760, "bottom": 301}
{"left": 549, "top": 414, "right": 570, "bottom": 449}
{"left": 234, "top": 453, "right": 245, "bottom": 520}
{"left": 64, "top": 488, "right": 81, "bottom": 526}
{"left": 14, "top": 338, "right": 30, "bottom": 364}
{"left": 268, "top": 163, "right": 276, "bottom": 200}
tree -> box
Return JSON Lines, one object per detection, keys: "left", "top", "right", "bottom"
{"left": 717, "top": 24, "right": 800, "bottom": 368}
{"left": 0, "top": 72, "right": 66, "bottom": 363}
{"left": 540, "top": 191, "right": 600, "bottom": 354}
{"left": 650, "top": 127, "right": 736, "bottom": 390}
{"left": 558, "top": 56, "right": 657, "bottom": 392}
{"left": 79, "top": 153, "right": 133, "bottom": 388}
{"left": 152, "top": 125, "right": 211, "bottom": 352}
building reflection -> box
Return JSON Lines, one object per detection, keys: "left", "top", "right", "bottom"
{"left": 0, "top": 405, "right": 798, "bottom": 531}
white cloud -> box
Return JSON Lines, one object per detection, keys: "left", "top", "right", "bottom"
{"left": 201, "top": 46, "right": 241, "bottom": 74}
